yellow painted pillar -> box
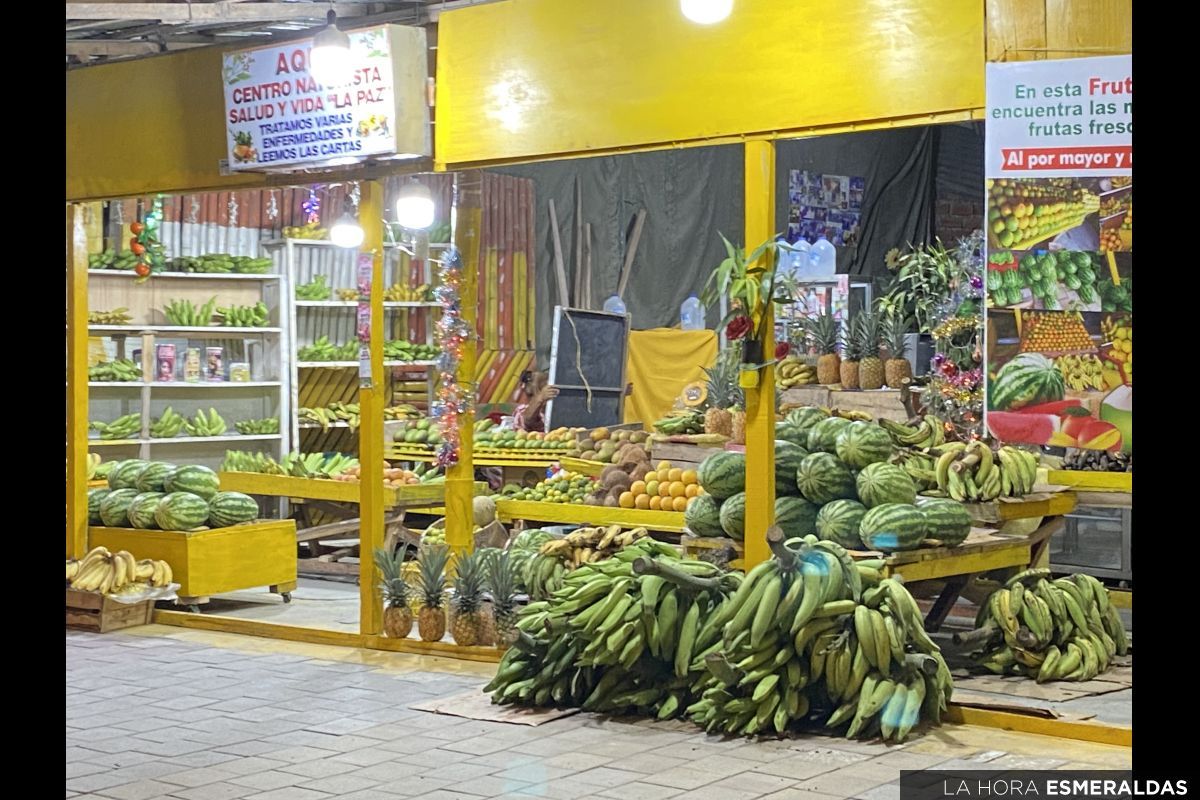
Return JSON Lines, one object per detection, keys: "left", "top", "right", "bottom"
{"left": 358, "top": 181, "right": 386, "bottom": 635}
{"left": 445, "top": 172, "right": 482, "bottom": 555}
{"left": 742, "top": 139, "right": 776, "bottom": 568}
{"left": 67, "top": 205, "right": 90, "bottom": 559}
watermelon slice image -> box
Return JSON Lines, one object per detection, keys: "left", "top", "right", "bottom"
{"left": 986, "top": 411, "right": 1058, "bottom": 445}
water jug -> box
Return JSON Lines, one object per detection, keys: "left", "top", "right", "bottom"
{"left": 603, "top": 295, "right": 627, "bottom": 315}
{"left": 810, "top": 236, "right": 837, "bottom": 276}
{"left": 680, "top": 295, "right": 705, "bottom": 330}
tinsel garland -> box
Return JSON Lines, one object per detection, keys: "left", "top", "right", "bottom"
{"left": 132, "top": 195, "right": 167, "bottom": 283}
{"left": 431, "top": 245, "right": 473, "bottom": 468}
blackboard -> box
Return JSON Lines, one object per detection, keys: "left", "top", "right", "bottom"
{"left": 546, "top": 307, "right": 629, "bottom": 430}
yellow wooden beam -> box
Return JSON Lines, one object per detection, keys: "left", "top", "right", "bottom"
{"left": 67, "top": 205, "right": 89, "bottom": 559}
{"left": 946, "top": 704, "right": 1131, "bottom": 748}
{"left": 359, "top": 180, "right": 386, "bottom": 636}
{"left": 741, "top": 139, "right": 776, "bottom": 568}
{"left": 445, "top": 173, "right": 482, "bottom": 556}
{"left": 1110, "top": 589, "right": 1131, "bottom": 609}
{"left": 494, "top": 500, "right": 687, "bottom": 533}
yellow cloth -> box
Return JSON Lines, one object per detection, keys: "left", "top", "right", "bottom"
{"left": 624, "top": 328, "right": 718, "bottom": 427}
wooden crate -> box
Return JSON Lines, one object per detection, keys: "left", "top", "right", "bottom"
{"left": 780, "top": 385, "right": 832, "bottom": 408}
{"left": 650, "top": 441, "right": 725, "bottom": 470}
{"left": 66, "top": 588, "right": 154, "bottom": 633}
{"left": 827, "top": 388, "right": 908, "bottom": 421}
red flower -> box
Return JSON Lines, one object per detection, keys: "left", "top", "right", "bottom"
{"left": 775, "top": 342, "right": 790, "bottom": 359}
{"left": 726, "top": 315, "right": 752, "bottom": 340}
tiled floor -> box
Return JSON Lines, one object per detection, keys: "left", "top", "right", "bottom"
{"left": 67, "top": 626, "right": 1132, "bottom": 800}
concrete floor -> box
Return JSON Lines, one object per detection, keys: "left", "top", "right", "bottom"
{"left": 194, "top": 578, "right": 362, "bottom": 633}
{"left": 67, "top": 626, "right": 1131, "bottom": 800}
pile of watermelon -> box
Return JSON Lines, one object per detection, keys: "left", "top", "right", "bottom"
{"left": 86, "top": 460, "right": 259, "bottom": 532}
{"left": 684, "top": 407, "right": 972, "bottom": 553}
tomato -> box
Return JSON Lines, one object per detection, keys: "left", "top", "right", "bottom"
{"left": 130, "top": 222, "right": 145, "bottom": 235}
{"left": 135, "top": 263, "right": 151, "bottom": 277}
{"left": 130, "top": 242, "right": 146, "bottom": 256}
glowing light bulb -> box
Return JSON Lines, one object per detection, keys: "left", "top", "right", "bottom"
{"left": 681, "top": 0, "right": 733, "bottom": 24}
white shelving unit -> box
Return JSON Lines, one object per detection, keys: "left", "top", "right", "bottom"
{"left": 265, "top": 237, "right": 442, "bottom": 453}
{"left": 86, "top": 259, "right": 293, "bottom": 471}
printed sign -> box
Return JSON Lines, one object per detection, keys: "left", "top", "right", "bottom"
{"left": 984, "top": 56, "right": 1132, "bottom": 454}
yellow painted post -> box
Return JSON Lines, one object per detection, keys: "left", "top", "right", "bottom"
{"left": 66, "top": 205, "right": 89, "bottom": 558}
{"left": 358, "top": 181, "right": 385, "bottom": 636}
{"left": 743, "top": 139, "right": 776, "bottom": 568}
{"left": 445, "top": 172, "right": 482, "bottom": 556}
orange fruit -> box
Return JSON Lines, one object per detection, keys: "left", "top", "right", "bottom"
{"left": 667, "top": 468, "right": 682, "bottom": 483}
{"left": 672, "top": 496, "right": 688, "bottom": 512}
{"left": 645, "top": 480, "right": 660, "bottom": 497}
{"left": 657, "top": 460, "right": 672, "bottom": 473}
{"left": 649, "top": 495, "right": 662, "bottom": 510}
{"left": 635, "top": 494, "right": 651, "bottom": 510}
{"left": 618, "top": 491, "right": 635, "bottom": 509}
{"left": 630, "top": 480, "right": 647, "bottom": 496}
{"left": 681, "top": 469, "right": 698, "bottom": 485}
{"left": 669, "top": 481, "right": 686, "bottom": 498}
{"left": 644, "top": 471, "right": 658, "bottom": 484}
{"left": 659, "top": 481, "right": 672, "bottom": 497}
{"left": 685, "top": 484, "right": 699, "bottom": 498}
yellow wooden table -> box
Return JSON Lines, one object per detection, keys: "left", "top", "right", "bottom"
{"left": 1046, "top": 470, "right": 1132, "bottom": 492}
{"left": 89, "top": 519, "right": 298, "bottom": 612}
{"left": 495, "top": 499, "right": 687, "bottom": 533}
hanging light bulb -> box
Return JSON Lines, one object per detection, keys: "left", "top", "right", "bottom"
{"left": 330, "top": 211, "right": 364, "bottom": 248}
{"left": 680, "top": 0, "right": 733, "bottom": 24}
{"left": 310, "top": 10, "right": 353, "bottom": 87}
{"left": 395, "top": 179, "right": 435, "bottom": 230}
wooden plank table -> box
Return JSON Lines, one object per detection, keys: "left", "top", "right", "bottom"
{"left": 495, "top": 499, "right": 687, "bottom": 533}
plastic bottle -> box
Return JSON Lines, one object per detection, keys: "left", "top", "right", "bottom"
{"left": 603, "top": 295, "right": 627, "bottom": 315}
{"left": 810, "top": 235, "right": 837, "bottom": 276}
{"left": 680, "top": 294, "right": 705, "bottom": 330}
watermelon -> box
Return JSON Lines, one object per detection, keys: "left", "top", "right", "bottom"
{"left": 719, "top": 492, "right": 747, "bottom": 540}
{"left": 108, "top": 459, "right": 148, "bottom": 490}
{"left": 774, "top": 440, "right": 807, "bottom": 497}
{"left": 134, "top": 462, "right": 176, "bottom": 493}
{"left": 775, "top": 421, "right": 810, "bottom": 447}
{"left": 697, "top": 451, "right": 746, "bottom": 500}
{"left": 919, "top": 498, "right": 972, "bottom": 546}
{"left": 855, "top": 463, "right": 917, "bottom": 508}
{"left": 127, "top": 492, "right": 165, "bottom": 529}
{"left": 835, "top": 422, "right": 894, "bottom": 469}
{"left": 98, "top": 488, "right": 140, "bottom": 527}
{"left": 786, "top": 406, "right": 830, "bottom": 431}
{"left": 164, "top": 465, "right": 220, "bottom": 500}
{"left": 859, "top": 503, "right": 927, "bottom": 553}
{"left": 774, "top": 496, "right": 818, "bottom": 538}
{"left": 795, "top": 452, "right": 857, "bottom": 505}
{"left": 990, "top": 354, "right": 1066, "bottom": 411}
{"left": 807, "top": 417, "right": 852, "bottom": 453}
{"left": 684, "top": 494, "right": 725, "bottom": 538}
{"left": 816, "top": 499, "right": 868, "bottom": 549}
{"left": 208, "top": 491, "right": 259, "bottom": 527}
{"left": 155, "top": 491, "right": 211, "bottom": 531}
{"left": 87, "top": 488, "right": 111, "bottom": 525}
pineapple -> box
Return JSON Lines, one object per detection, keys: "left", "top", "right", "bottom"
{"left": 416, "top": 543, "right": 450, "bottom": 642}
{"left": 450, "top": 549, "right": 488, "bottom": 647}
{"left": 702, "top": 347, "right": 742, "bottom": 437}
{"left": 839, "top": 318, "right": 862, "bottom": 391}
{"left": 374, "top": 545, "right": 413, "bottom": 639}
{"left": 883, "top": 313, "right": 914, "bottom": 388}
{"left": 730, "top": 406, "right": 746, "bottom": 445}
{"left": 487, "top": 550, "right": 519, "bottom": 648}
{"left": 808, "top": 314, "right": 841, "bottom": 385}
{"left": 857, "top": 311, "right": 885, "bottom": 390}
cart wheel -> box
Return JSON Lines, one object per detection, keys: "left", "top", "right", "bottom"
{"left": 186, "top": 604, "right": 203, "bottom": 614}
{"left": 281, "top": 592, "right": 293, "bottom": 604}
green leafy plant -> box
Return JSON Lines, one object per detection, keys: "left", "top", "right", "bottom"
{"left": 878, "top": 239, "right": 966, "bottom": 335}
{"left": 701, "top": 233, "right": 795, "bottom": 367}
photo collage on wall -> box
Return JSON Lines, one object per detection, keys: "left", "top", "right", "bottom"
{"left": 786, "top": 171, "right": 864, "bottom": 247}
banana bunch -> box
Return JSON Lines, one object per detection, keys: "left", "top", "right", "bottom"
{"left": 880, "top": 416, "right": 947, "bottom": 449}
{"left": 652, "top": 409, "right": 704, "bottom": 435}
{"left": 89, "top": 308, "right": 133, "bottom": 324}
{"left": 184, "top": 408, "right": 227, "bottom": 437}
{"left": 297, "top": 336, "right": 359, "bottom": 361}
{"left": 336, "top": 289, "right": 360, "bottom": 301}
{"left": 538, "top": 526, "right": 653, "bottom": 571}
{"left": 295, "top": 275, "right": 332, "bottom": 300}
{"left": 216, "top": 302, "right": 269, "bottom": 328}
{"left": 383, "top": 340, "right": 439, "bottom": 361}
{"left": 961, "top": 570, "right": 1127, "bottom": 683}
{"left": 384, "top": 404, "right": 422, "bottom": 420}
{"left": 90, "top": 250, "right": 139, "bottom": 271}
{"left": 221, "top": 450, "right": 286, "bottom": 474}
{"left": 91, "top": 413, "right": 140, "bottom": 440}
{"left": 283, "top": 222, "right": 328, "bottom": 240}
{"left": 86, "top": 453, "right": 102, "bottom": 480}
{"left": 898, "top": 442, "right": 1038, "bottom": 501}
{"left": 384, "top": 283, "right": 431, "bottom": 302}
{"left": 150, "top": 407, "right": 185, "bottom": 438}
{"left": 299, "top": 403, "right": 361, "bottom": 432}
{"left": 235, "top": 417, "right": 280, "bottom": 435}
{"left": 282, "top": 451, "right": 359, "bottom": 478}
{"left": 776, "top": 357, "right": 817, "bottom": 389}
{"left": 67, "top": 547, "right": 174, "bottom": 594}
{"left": 88, "top": 359, "right": 142, "bottom": 382}
{"left": 163, "top": 297, "right": 218, "bottom": 327}
{"left": 230, "top": 256, "right": 273, "bottom": 274}
{"left": 1055, "top": 354, "right": 1105, "bottom": 392}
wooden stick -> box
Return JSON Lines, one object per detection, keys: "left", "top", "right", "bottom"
{"left": 617, "top": 209, "right": 646, "bottom": 300}
{"left": 583, "top": 223, "right": 593, "bottom": 309}
{"left": 548, "top": 199, "right": 569, "bottom": 308}
{"left": 573, "top": 179, "right": 583, "bottom": 307}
